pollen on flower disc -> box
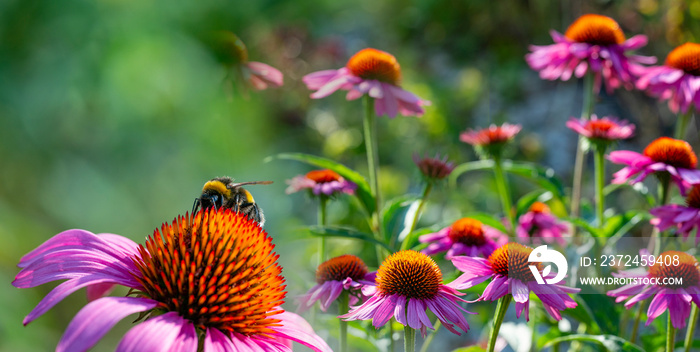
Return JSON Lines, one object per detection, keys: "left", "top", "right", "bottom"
{"left": 585, "top": 119, "right": 616, "bottom": 138}
{"left": 346, "top": 48, "right": 402, "bottom": 85}
{"left": 649, "top": 251, "right": 699, "bottom": 289}
{"left": 316, "top": 255, "right": 368, "bottom": 284}
{"left": 564, "top": 14, "right": 625, "bottom": 46}
{"left": 132, "top": 208, "right": 286, "bottom": 336}
{"left": 643, "top": 137, "right": 698, "bottom": 169}
{"left": 306, "top": 169, "right": 342, "bottom": 184}
{"left": 665, "top": 43, "right": 700, "bottom": 76}
{"left": 448, "top": 218, "right": 486, "bottom": 246}
{"left": 686, "top": 185, "right": 700, "bottom": 209}
{"left": 376, "top": 250, "right": 441, "bottom": 300}
{"left": 487, "top": 243, "right": 540, "bottom": 282}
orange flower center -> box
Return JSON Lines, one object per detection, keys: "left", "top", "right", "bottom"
{"left": 564, "top": 14, "right": 625, "bottom": 46}
{"left": 346, "top": 48, "right": 402, "bottom": 85}
{"left": 686, "top": 185, "right": 700, "bottom": 209}
{"left": 306, "top": 169, "right": 342, "bottom": 183}
{"left": 316, "top": 255, "right": 368, "bottom": 284}
{"left": 665, "top": 43, "right": 700, "bottom": 76}
{"left": 643, "top": 137, "right": 698, "bottom": 169}
{"left": 448, "top": 218, "right": 486, "bottom": 246}
{"left": 585, "top": 119, "right": 616, "bottom": 137}
{"left": 529, "top": 202, "right": 550, "bottom": 213}
{"left": 376, "top": 250, "right": 441, "bottom": 299}
{"left": 649, "top": 251, "right": 699, "bottom": 289}
{"left": 487, "top": 243, "right": 541, "bottom": 282}
{"left": 132, "top": 209, "right": 285, "bottom": 336}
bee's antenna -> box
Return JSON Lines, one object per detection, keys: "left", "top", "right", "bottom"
{"left": 230, "top": 181, "right": 273, "bottom": 187}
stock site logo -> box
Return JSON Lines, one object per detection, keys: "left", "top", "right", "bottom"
{"left": 528, "top": 245, "right": 568, "bottom": 284}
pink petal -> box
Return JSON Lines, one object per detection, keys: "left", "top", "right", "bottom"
{"left": 204, "top": 328, "right": 236, "bottom": 352}
{"left": 247, "top": 61, "right": 283, "bottom": 89}
{"left": 511, "top": 279, "right": 530, "bottom": 303}
{"left": 58, "top": 297, "right": 158, "bottom": 352}
{"left": 273, "top": 311, "right": 333, "bottom": 352}
{"left": 116, "top": 312, "right": 189, "bottom": 352}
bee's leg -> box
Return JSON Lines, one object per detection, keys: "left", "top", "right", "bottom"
{"left": 192, "top": 198, "right": 200, "bottom": 215}
{"left": 251, "top": 205, "right": 262, "bottom": 223}
{"left": 232, "top": 193, "right": 242, "bottom": 212}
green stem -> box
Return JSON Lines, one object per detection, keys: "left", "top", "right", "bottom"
{"left": 593, "top": 145, "right": 607, "bottom": 229}
{"left": 418, "top": 320, "right": 442, "bottom": 352}
{"left": 649, "top": 175, "right": 671, "bottom": 256}
{"left": 488, "top": 294, "right": 512, "bottom": 352}
{"left": 318, "top": 197, "right": 328, "bottom": 265}
{"left": 685, "top": 305, "right": 698, "bottom": 352}
{"left": 389, "top": 324, "right": 395, "bottom": 352}
{"left": 675, "top": 111, "right": 693, "bottom": 139}
{"left": 339, "top": 292, "right": 349, "bottom": 352}
{"left": 404, "top": 325, "right": 416, "bottom": 352}
{"left": 362, "top": 95, "right": 386, "bottom": 260}
{"left": 399, "top": 182, "right": 433, "bottom": 251}
{"left": 571, "top": 73, "right": 595, "bottom": 237}
{"left": 493, "top": 156, "right": 515, "bottom": 232}
{"left": 668, "top": 313, "right": 677, "bottom": 352}
{"left": 630, "top": 301, "right": 646, "bottom": 343}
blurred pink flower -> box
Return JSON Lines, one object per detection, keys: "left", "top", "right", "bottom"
{"left": 451, "top": 243, "right": 580, "bottom": 321}
{"left": 607, "top": 250, "right": 700, "bottom": 329}
{"left": 419, "top": 217, "right": 507, "bottom": 259}
{"left": 650, "top": 184, "right": 700, "bottom": 245}
{"left": 13, "top": 209, "right": 331, "bottom": 352}
{"left": 609, "top": 137, "right": 700, "bottom": 195}
{"left": 526, "top": 14, "right": 655, "bottom": 93}
{"left": 217, "top": 31, "right": 283, "bottom": 91}
{"left": 303, "top": 48, "right": 430, "bottom": 118}
{"left": 516, "top": 202, "right": 569, "bottom": 246}
{"left": 566, "top": 115, "right": 635, "bottom": 141}
{"left": 285, "top": 169, "right": 357, "bottom": 196}
{"left": 460, "top": 123, "right": 522, "bottom": 146}
{"left": 636, "top": 43, "right": 700, "bottom": 113}
{"left": 413, "top": 153, "right": 455, "bottom": 182}
{"left": 298, "top": 254, "right": 374, "bottom": 312}
{"left": 340, "top": 250, "right": 473, "bottom": 337}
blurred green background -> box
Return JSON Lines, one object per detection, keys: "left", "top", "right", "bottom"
{"left": 2, "top": 0, "right": 700, "bottom": 351}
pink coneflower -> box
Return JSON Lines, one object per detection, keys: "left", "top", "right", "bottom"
{"left": 607, "top": 250, "right": 700, "bottom": 329}
{"left": 285, "top": 169, "right": 357, "bottom": 196}
{"left": 451, "top": 243, "right": 580, "bottom": 321}
{"left": 302, "top": 48, "right": 430, "bottom": 118}
{"left": 460, "top": 123, "right": 522, "bottom": 147}
{"left": 217, "top": 31, "right": 283, "bottom": 91}
{"left": 637, "top": 43, "right": 700, "bottom": 113}
{"left": 340, "top": 250, "right": 473, "bottom": 337}
{"left": 516, "top": 202, "right": 569, "bottom": 246}
{"left": 526, "top": 14, "right": 655, "bottom": 93}
{"left": 12, "top": 209, "right": 331, "bottom": 352}
{"left": 298, "top": 254, "right": 374, "bottom": 312}
{"left": 419, "top": 217, "right": 507, "bottom": 259}
{"left": 566, "top": 115, "right": 635, "bottom": 141}
{"left": 650, "top": 184, "right": 700, "bottom": 245}
{"left": 460, "top": 123, "right": 522, "bottom": 159}
{"left": 413, "top": 153, "right": 455, "bottom": 182}
{"left": 609, "top": 137, "right": 700, "bottom": 195}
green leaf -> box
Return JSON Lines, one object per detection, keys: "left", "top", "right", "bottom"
{"left": 463, "top": 212, "right": 509, "bottom": 233}
{"left": 401, "top": 226, "right": 441, "bottom": 251}
{"left": 269, "top": 153, "right": 376, "bottom": 215}
{"left": 515, "top": 190, "right": 553, "bottom": 217}
{"left": 543, "top": 334, "right": 644, "bottom": 352}
{"left": 306, "top": 225, "right": 391, "bottom": 251}
{"left": 604, "top": 183, "right": 655, "bottom": 206}
{"left": 577, "top": 294, "right": 621, "bottom": 335}
{"left": 450, "top": 160, "right": 565, "bottom": 200}
{"left": 601, "top": 210, "right": 651, "bottom": 244}
{"left": 566, "top": 217, "right": 602, "bottom": 237}
{"left": 451, "top": 347, "right": 487, "bottom": 352}
{"left": 382, "top": 195, "right": 420, "bottom": 245}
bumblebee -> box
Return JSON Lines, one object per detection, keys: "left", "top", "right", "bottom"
{"left": 193, "top": 177, "right": 272, "bottom": 227}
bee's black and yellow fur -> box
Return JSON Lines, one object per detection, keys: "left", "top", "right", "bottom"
{"left": 193, "top": 177, "right": 272, "bottom": 227}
